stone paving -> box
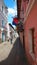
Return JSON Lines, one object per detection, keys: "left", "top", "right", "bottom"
{"left": 0, "top": 37, "right": 31, "bottom": 65}
{"left": 0, "top": 38, "right": 16, "bottom": 62}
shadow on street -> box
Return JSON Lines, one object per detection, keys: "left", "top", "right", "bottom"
{"left": 0, "top": 37, "right": 30, "bottom": 65}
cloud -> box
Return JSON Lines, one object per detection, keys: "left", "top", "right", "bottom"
{"left": 8, "top": 7, "right": 17, "bottom": 17}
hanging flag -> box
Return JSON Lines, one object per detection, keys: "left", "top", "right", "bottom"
{"left": 12, "top": 21, "right": 17, "bottom": 26}
{"left": 12, "top": 17, "right": 18, "bottom": 26}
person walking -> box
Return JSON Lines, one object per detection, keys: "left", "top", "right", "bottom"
{"left": 11, "top": 38, "right": 12, "bottom": 44}
{"left": 10, "top": 35, "right": 12, "bottom": 44}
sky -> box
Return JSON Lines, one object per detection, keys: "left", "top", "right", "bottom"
{"left": 4, "top": 0, "right": 17, "bottom": 28}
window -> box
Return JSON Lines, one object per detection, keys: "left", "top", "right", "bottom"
{"left": 2, "top": 32, "right": 5, "bottom": 42}
{"left": 2, "top": 20, "right": 5, "bottom": 28}
{"left": 21, "top": 7, "right": 24, "bottom": 14}
{"left": 20, "top": 7, "right": 24, "bottom": 20}
{"left": 29, "top": 28, "right": 35, "bottom": 53}
{"left": 2, "top": 6, "right": 3, "bottom": 12}
{"left": 31, "top": 28, "right": 34, "bottom": 53}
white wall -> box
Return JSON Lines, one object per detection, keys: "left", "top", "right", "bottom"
{"left": 7, "top": 23, "right": 10, "bottom": 39}
{"left": 0, "top": 0, "right": 8, "bottom": 41}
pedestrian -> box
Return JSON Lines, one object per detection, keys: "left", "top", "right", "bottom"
{"left": 11, "top": 38, "right": 12, "bottom": 44}
{"left": 10, "top": 36, "right": 12, "bottom": 44}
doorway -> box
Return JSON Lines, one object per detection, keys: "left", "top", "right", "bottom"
{"left": 2, "top": 32, "right": 5, "bottom": 42}
{"left": 23, "top": 31, "right": 25, "bottom": 51}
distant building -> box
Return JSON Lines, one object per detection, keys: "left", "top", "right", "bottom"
{"left": 0, "top": 0, "right": 8, "bottom": 43}
{"left": 8, "top": 23, "right": 15, "bottom": 41}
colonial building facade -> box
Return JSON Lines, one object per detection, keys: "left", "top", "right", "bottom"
{"left": 0, "top": 0, "right": 8, "bottom": 43}
{"left": 17, "top": 0, "right": 37, "bottom": 65}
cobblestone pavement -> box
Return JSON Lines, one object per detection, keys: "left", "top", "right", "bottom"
{"left": 0, "top": 37, "right": 30, "bottom": 65}
{"left": 0, "top": 38, "right": 16, "bottom": 62}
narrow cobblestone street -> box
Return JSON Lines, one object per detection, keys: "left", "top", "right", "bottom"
{"left": 0, "top": 0, "right": 37, "bottom": 65}
{"left": 0, "top": 37, "right": 30, "bottom": 65}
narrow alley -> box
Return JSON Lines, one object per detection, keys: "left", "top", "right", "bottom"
{"left": 0, "top": 37, "right": 30, "bottom": 65}
{"left": 0, "top": 0, "right": 37, "bottom": 65}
